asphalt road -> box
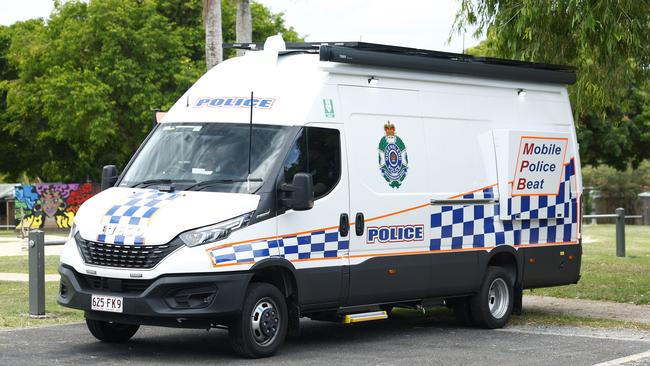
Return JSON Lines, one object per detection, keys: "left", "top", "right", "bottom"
{"left": 1, "top": 317, "right": 649, "bottom": 365}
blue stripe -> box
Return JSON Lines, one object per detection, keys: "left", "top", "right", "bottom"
{"left": 142, "top": 207, "right": 158, "bottom": 218}
{"left": 106, "top": 205, "right": 120, "bottom": 216}
{"left": 123, "top": 206, "right": 140, "bottom": 216}
{"left": 215, "top": 253, "right": 236, "bottom": 263}
{"left": 324, "top": 232, "right": 338, "bottom": 242}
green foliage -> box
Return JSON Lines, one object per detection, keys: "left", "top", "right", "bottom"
{"left": 582, "top": 160, "right": 650, "bottom": 212}
{"left": 456, "top": 1, "right": 650, "bottom": 169}
{"left": 534, "top": 224, "right": 650, "bottom": 305}
{"left": 454, "top": 0, "right": 649, "bottom": 118}
{"left": 577, "top": 81, "right": 650, "bottom": 169}
{"left": 0, "top": 0, "right": 302, "bottom": 182}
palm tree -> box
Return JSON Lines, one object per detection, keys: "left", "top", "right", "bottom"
{"left": 203, "top": 0, "right": 223, "bottom": 69}
{"left": 236, "top": 0, "right": 252, "bottom": 56}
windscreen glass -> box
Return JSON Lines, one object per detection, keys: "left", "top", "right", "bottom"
{"left": 120, "top": 123, "right": 294, "bottom": 193}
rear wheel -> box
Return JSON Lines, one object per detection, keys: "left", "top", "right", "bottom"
{"left": 86, "top": 319, "right": 139, "bottom": 343}
{"left": 469, "top": 266, "right": 514, "bottom": 329}
{"left": 229, "top": 283, "right": 288, "bottom": 358}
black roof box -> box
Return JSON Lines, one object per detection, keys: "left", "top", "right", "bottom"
{"left": 225, "top": 41, "right": 576, "bottom": 85}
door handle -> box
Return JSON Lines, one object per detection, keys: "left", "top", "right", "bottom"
{"left": 339, "top": 213, "right": 349, "bottom": 237}
{"left": 355, "top": 212, "right": 364, "bottom": 236}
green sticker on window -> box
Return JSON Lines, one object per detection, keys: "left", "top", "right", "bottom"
{"left": 323, "top": 98, "right": 335, "bottom": 118}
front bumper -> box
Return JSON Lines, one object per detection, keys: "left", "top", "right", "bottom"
{"left": 57, "top": 264, "right": 252, "bottom": 328}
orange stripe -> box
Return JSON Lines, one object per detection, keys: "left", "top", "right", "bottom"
{"left": 364, "top": 203, "right": 430, "bottom": 223}
{"left": 288, "top": 256, "right": 342, "bottom": 263}
{"left": 346, "top": 247, "right": 486, "bottom": 259}
{"left": 207, "top": 156, "right": 580, "bottom": 266}
{"left": 213, "top": 260, "right": 256, "bottom": 268}
{"left": 514, "top": 241, "right": 578, "bottom": 248}
{"left": 211, "top": 242, "right": 581, "bottom": 267}
{"left": 520, "top": 136, "right": 569, "bottom": 140}
{"left": 448, "top": 183, "right": 499, "bottom": 199}
{"left": 205, "top": 224, "right": 340, "bottom": 251}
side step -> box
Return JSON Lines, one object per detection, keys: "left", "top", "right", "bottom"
{"left": 343, "top": 311, "right": 388, "bottom": 324}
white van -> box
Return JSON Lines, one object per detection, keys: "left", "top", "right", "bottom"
{"left": 58, "top": 36, "right": 583, "bottom": 358}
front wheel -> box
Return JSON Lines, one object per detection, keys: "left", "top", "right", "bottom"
{"left": 229, "top": 283, "right": 288, "bottom": 358}
{"left": 86, "top": 319, "right": 139, "bottom": 343}
{"left": 469, "top": 266, "right": 514, "bottom": 329}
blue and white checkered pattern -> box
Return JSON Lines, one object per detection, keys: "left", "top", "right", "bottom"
{"left": 430, "top": 159, "right": 577, "bottom": 250}
{"left": 97, "top": 190, "right": 180, "bottom": 245}
{"left": 208, "top": 229, "right": 350, "bottom": 266}
{"left": 430, "top": 198, "right": 517, "bottom": 250}
{"left": 508, "top": 161, "right": 576, "bottom": 220}
{"left": 460, "top": 186, "right": 498, "bottom": 200}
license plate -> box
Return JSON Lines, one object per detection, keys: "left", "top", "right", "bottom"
{"left": 91, "top": 294, "right": 123, "bottom": 313}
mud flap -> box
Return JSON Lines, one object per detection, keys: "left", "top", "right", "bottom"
{"left": 288, "top": 304, "right": 300, "bottom": 337}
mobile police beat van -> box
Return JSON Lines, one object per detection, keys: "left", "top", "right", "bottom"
{"left": 58, "top": 36, "right": 583, "bottom": 358}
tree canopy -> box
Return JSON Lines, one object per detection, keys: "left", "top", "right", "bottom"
{"left": 455, "top": 0, "right": 650, "bottom": 169}
{"left": 0, "top": 0, "right": 301, "bottom": 182}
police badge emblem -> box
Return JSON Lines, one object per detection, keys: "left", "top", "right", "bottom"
{"left": 378, "top": 121, "right": 409, "bottom": 188}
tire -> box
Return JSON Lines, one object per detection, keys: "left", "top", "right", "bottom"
{"left": 447, "top": 297, "right": 474, "bottom": 326}
{"left": 86, "top": 319, "right": 139, "bottom": 343}
{"left": 229, "top": 283, "right": 288, "bottom": 358}
{"left": 469, "top": 266, "right": 514, "bottom": 329}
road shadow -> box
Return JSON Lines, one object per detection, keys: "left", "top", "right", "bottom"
{"left": 68, "top": 309, "right": 468, "bottom": 363}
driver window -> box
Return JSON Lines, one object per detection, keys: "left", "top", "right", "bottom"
{"left": 283, "top": 127, "right": 341, "bottom": 199}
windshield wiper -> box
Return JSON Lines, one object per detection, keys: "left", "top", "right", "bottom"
{"left": 185, "top": 178, "right": 263, "bottom": 192}
{"left": 129, "top": 179, "right": 196, "bottom": 188}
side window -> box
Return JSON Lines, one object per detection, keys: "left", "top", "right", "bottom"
{"left": 307, "top": 127, "right": 341, "bottom": 198}
{"left": 283, "top": 127, "right": 341, "bottom": 199}
{"left": 283, "top": 130, "right": 307, "bottom": 185}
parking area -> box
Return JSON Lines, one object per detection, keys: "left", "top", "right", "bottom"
{"left": 1, "top": 317, "right": 649, "bottom": 365}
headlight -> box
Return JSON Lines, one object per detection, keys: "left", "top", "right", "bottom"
{"left": 69, "top": 222, "right": 78, "bottom": 240}
{"left": 180, "top": 212, "right": 253, "bottom": 247}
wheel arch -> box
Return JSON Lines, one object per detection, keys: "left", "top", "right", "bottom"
{"left": 248, "top": 258, "right": 301, "bottom": 336}
{"left": 481, "top": 246, "right": 523, "bottom": 286}
{"left": 249, "top": 258, "right": 299, "bottom": 300}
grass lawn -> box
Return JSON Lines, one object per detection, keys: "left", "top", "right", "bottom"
{"left": 0, "top": 255, "right": 60, "bottom": 274}
{"left": 390, "top": 307, "right": 650, "bottom": 331}
{"left": 0, "top": 230, "right": 18, "bottom": 238}
{"left": 533, "top": 224, "right": 650, "bottom": 305}
{"left": 0, "top": 281, "right": 83, "bottom": 329}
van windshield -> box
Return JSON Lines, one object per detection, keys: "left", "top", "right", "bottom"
{"left": 120, "top": 123, "right": 294, "bottom": 193}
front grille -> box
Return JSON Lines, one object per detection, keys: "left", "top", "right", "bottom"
{"left": 79, "top": 274, "right": 155, "bottom": 295}
{"left": 76, "top": 235, "right": 182, "bottom": 269}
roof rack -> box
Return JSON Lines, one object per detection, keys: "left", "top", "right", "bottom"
{"left": 224, "top": 42, "right": 576, "bottom": 85}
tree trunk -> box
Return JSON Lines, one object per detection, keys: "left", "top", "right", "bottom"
{"left": 236, "top": 0, "right": 252, "bottom": 56}
{"left": 203, "top": 0, "right": 223, "bottom": 70}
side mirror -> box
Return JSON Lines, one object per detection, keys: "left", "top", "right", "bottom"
{"left": 280, "top": 173, "right": 314, "bottom": 211}
{"left": 101, "top": 165, "right": 118, "bottom": 191}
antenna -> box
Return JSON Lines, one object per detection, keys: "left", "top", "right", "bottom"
{"left": 247, "top": 91, "right": 253, "bottom": 193}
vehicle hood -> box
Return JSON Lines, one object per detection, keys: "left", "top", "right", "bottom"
{"left": 75, "top": 187, "right": 260, "bottom": 246}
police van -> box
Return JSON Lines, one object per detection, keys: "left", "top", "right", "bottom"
{"left": 58, "top": 35, "right": 583, "bottom": 358}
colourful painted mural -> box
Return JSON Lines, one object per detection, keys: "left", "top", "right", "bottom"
{"left": 15, "top": 183, "right": 97, "bottom": 229}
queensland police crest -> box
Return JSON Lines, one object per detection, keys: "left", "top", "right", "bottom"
{"left": 378, "top": 121, "right": 408, "bottom": 188}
